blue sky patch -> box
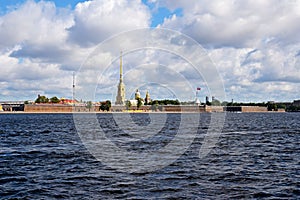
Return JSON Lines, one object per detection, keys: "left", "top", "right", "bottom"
{"left": 150, "top": 7, "right": 183, "bottom": 27}
{"left": 141, "top": 0, "right": 183, "bottom": 27}
{"left": 1, "top": 0, "right": 182, "bottom": 27}
{"left": 0, "top": 0, "right": 86, "bottom": 15}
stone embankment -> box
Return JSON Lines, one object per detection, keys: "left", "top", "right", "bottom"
{"left": 19, "top": 104, "right": 280, "bottom": 113}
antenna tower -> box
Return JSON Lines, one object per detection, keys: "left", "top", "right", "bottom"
{"left": 72, "top": 72, "right": 75, "bottom": 106}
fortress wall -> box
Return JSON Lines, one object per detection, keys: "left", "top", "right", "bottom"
{"left": 241, "top": 106, "right": 268, "bottom": 112}
{"left": 111, "top": 105, "right": 153, "bottom": 112}
{"left": 24, "top": 104, "right": 72, "bottom": 112}
{"left": 224, "top": 106, "right": 242, "bottom": 112}
{"left": 277, "top": 108, "right": 286, "bottom": 112}
{"left": 24, "top": 104, "right": 101, "bottom": 112}
{"left": 111, "top": 105, "right": 127, "bottom": 112}
{"left": 205, "top": 106, "right": 224, "bottom": 112}
{"left": 111, "top": 105, "right": 206, "bottom": 112}
{"left": 163, "top": 105, "right": 206, "bottom": 112}
{"left": 224, "top": 106, "right": 269, "bottom": 112}
{"left": 24, "top": 104, "right": 271, "bottom": 113}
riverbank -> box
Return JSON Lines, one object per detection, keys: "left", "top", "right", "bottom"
{"left": 0, "top": 104, "right": 287, "bottom": 113}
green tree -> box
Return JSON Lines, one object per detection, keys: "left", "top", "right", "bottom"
{"left": 100, "top": 103, "right": 105, "bottom": 111}
{"left": 103, "top": 100, "right": 111, "bottom": 111}
{"left": 35, "top": 95, "right": 49, "bottom": 103}
{"left": 106, "top": 100, "right": 111, "bottom": 111}
{"left": 125, "top": 100, "right": 132, "bottom": 110}
{"left": 173, "top": 99, "right": 180, "bottom": 105}
{"left": 137, "top": 98, "right": 143, "bottom": 109}
{"left": 267, "top": 102, "right": 277, "bottom": 111}
{"left": 150, "top": 99, "right": 180, "bottom": 105}
{"left": 86, "top": 101, "right": 92, "bottom": 111}
{"left": 211, "top": 99, "right": 221, "bottom": 106}
{"left": 100, "top": 100, "right": 111, "bottom": 111}
{"left": 151, "top": 100, "right": 158, "bottom": 106}
{"left": 50, "top": 96, "right": 60, "bottom": 103}
{"left": 277, "top": 104, "right": 286, "bottom": 110}
{"left": 206, "top": 101, "right": 212, "bottom": 106}
{"left": 221, "top": 101, "right": 229, "bottom": 106}
{"left": 287, "top": 105, "right": 300, "bottom": 112}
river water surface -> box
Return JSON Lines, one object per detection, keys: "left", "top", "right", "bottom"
{"left": 1, "top": 113, "right": 299, "bottom": 199}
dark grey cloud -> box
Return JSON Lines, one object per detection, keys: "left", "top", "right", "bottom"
{"left": 10, "top": 44, "right": 69, "bottom": 63}
{"left": 254, "top": 76, "right": 300, "bottom": 83}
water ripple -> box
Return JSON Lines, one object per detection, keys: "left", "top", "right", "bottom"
{"left": 0, "top": 113, "right": 299, "bottom": 199}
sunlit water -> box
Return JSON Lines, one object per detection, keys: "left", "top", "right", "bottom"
{"left": 1, "top": 113, "right": 299, "bottom": 199}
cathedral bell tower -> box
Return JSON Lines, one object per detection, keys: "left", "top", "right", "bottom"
{"left": 115, "top": 52, "right": 126, "bottom": 105}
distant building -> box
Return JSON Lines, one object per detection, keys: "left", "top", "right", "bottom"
{"left": 293, "top": 100, "right": 300, "bottom": 106}
{"left": 195, "top": 98, "right": 201, "bottom": 105}
{"left": 135, "top": 89, "right": 141, "bottom": 100}
{"left": 135, "top": 89, "right": 144, "bottom": 105}
{"left": 60, "top": 98, "right": 77, "bottom": 105}
{"left": 129, "top": 99, "right": 138, "bottom": 106}
{"left": 145, "top": 90, "right": 151, "bottom": 104}
{"left": 206, "top": 96, "right": 209, "bottom": 104}
{"left": 127, "top": 89, "right": 151, "bottom": 107}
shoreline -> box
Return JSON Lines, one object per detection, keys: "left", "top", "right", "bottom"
{"left": 0, "top": 111, "right": 288, "bottom": 114}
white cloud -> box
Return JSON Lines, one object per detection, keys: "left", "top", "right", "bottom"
{"left": 153, "top": 0, "right": 300, "bottom": 102}
{"left": 0, "top": 0, "right": 299, "bottom": 102}
{"left": 159, "top": 0, "right": 300, "bottom": 48}
{"left": 0, "top": 0, "right": 152, "bottom": 101}
{"left": 0, "top": 50, "right": 73, "bottom": 100}
{"left": 208, "top": 43, "right": 300, "bottom": 102}
{"left": 68, "top": 0, "right": 151, "bottom": 47}
{"left": 0, "top": 1, "right": 73, "bottom": 49}
{"left": 0, "top": 1, "right": 79, "bottom": 100}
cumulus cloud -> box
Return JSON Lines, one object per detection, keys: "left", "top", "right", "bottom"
{"left": 68, "top": 0, "right": 151, "bottom": 47}
{"left": 208, "top": 43, "right": 300, "bottom": 102}
{"left": 0, "top": 1, "right": 73, "bottom": 49}
{"left": 158, "top": 0, "right": 300, "bottom": 48}
{"left": 0, "top": 0, "right": 299, "bottom": 102}
{"left": 0, "top": 0, "right": 152, "bottom": 101}
{"left": 0, "top": 48, "right": 73, "bottom": 100}
{"left": 0, "top": 1, "right": 80, "bottom": 100}
{"left": 0, "top": 0, "right": 87, "bottom": 69}
{"left": 150, "top": 0, "right": 300, "bottom": 102}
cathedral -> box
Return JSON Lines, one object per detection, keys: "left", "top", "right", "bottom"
{"left": 115, "top": 52, "right": 151, "bottom": 106}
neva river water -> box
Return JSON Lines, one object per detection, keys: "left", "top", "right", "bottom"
{"left": 1, "top": 113, "right": 299, "bottom": 199}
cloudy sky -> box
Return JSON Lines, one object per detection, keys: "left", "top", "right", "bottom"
{"left": 0, "top": 0, "right": 299, "bottom": 103}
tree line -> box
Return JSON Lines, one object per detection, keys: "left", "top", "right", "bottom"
{"left": 30, "top": 95, "right": 300, "bottom": 112}
{"left": 34, "top": 95, "right": 60, "bottom": 104}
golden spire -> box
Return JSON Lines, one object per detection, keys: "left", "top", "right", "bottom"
{"left": 120, "top": 51, "right": 123, "bottom": 82}
{"left": 115, "top": 51, "right": 126, "bottom": 105}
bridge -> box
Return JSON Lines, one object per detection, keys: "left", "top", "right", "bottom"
{"left": 0, "top": 101, "right": 25, "bottom": 111}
